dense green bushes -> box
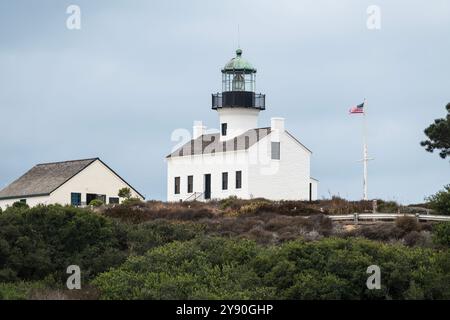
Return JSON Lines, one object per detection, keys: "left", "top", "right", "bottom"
{"left": 0, "top": 205, "right": 202, "bottom": 283}
{"left": 1, "top": 204, "right": 449, "bottom": 300}
{"left": 433, "top": 222, "right": 450, "bottom": 247}
{"left": 94, "top": 236, "right": 450, "bottom": 300}
{"left": 0, "top": 205, "right": 128, "bottom": 282}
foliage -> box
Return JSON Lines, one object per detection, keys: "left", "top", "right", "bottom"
{"left": 432, "top": 222, "right": 450, "bottom": 247}
{"left": 1, "top": 201, "right": 449, "bottom": 300}
{"left": 12, "top": 201, "right": 29, "bottom": 209}
{"left": 420, "top": 103, "right": 450, "bottom": 159}
{"left": 377, "top": 200, "right": 399, "bottom": 213}
{"left": 0, "top": 205, "right": 127, "bottom": 282}
{"left": 0, "top": 281, "right": 47, "bottom": 300}
{"left": 103, "top": 201, "right": 215, "bottom": 224}
{"left": 118, "top": 187, "right": 132, "bottom": 200}
{"left": 125, "top": 220, "right": 204, "bottom": 256}
{"left": 121, "top": 198, "right": 143, "bottom": 206}
{"left": 395, "top": 216, "right": 421, "bottom": 233}
{"left": 426, "top": 184, "right": 450, "bottom": 215}
{"left": 89, "top": 199, "right": 104, "bottom": 207}
{"left": 94, "top": 237, "right": 450, "bottom": 300}
{"left": 0, "top": 205, "right": 206, "bottom": 286}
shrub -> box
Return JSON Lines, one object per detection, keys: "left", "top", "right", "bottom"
{"left": 0, "top": 281, "right": 47, "bottom": 300}
{"left": 12, "top": 201, "right": 29, "bottom": 209}
{"left": 218, "top": 196, "right": 240, "bottom": 210}
{"left": 395, "top": 216, "right": 421, "bottom": 234}
{"left": 0, "top": 205, "right": 127, "bottom": 282}
{"left": 377, "top": 200, "right": 399, "bottom": 213}
{"left": 89, "top": 199, "right": 104, "bottom": 207}
{"left": 432, "top": 222, "right": 450, "bottom": 247}
{"left": 118, "top": 187, "right": 131, "bottom": 200}
{"left": 103, "top": 202, "right": 215, "bottom": 223}
{"left": 427, "top": 185, "right": 450, "bottom": 215}
{"left": 93, "top": 237, "right": 450, "bottom": 300}
{"left": 353, "top": 223, "right": 404, "bottom": 241}
{"left": 404, "top": 231, "right": 423, "bottom": 247}
{"left": 126, "top": 220, "right": 204, "bottom": 255}
{"left": 121, "top": 198, "right": 143, "bottom": 206}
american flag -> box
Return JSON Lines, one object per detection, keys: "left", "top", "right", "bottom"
{"left": 349, "top": 101, "right": 365, "bottom": 114}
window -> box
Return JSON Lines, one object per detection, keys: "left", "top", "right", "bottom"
{"left": 221, "top": 123, "right": 227, "bottom": 136}
{"left": 174, "top": 177, "right": 180, "bottom": 194}
{"left": 109, "top": 197, "right": 119, "bottom": 204}
{"left": 86, "top": 193, "right": 106, "bottom": 205}
{"left": 236, "top": 171, "right": 242, "bottom": 189}
{"left": 187, "top": 175, "right": 193, "bottom": 193}
{"left": 71, "top": 193, "right": 81, "bottom": 206}
{"left": 222, "top": 172, "right": 228, "bottom": 190}
{"left": 271, "top": 142, "right": 280, "bottom": 160}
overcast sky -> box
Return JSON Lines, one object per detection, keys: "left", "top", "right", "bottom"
{"left": 0, "top": 0, "right": 449, "bottom": 204}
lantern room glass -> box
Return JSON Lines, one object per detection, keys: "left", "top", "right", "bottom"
{"left": 222, "top": 72, "right": 256, "bottom": 92}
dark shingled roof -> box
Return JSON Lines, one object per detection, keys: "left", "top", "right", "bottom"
{"left": 167, "top": 127, "right": 271, "bottom": 158}
{"left": 0, "top": 158, "right": 98, "bottom": 200}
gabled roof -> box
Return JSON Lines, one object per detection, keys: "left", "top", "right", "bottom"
{"left": 167, "top": 127, "right": 271, "bottom": 158}
{"left": 0, "top": 158, "right": 145, "bottom": 200}
{"left": 167, "top": 127, "right": 312, "bottom": 158}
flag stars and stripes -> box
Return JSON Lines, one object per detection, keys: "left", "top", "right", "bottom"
{"left": 349, "top": 102, "right": 365, "bottom": 114}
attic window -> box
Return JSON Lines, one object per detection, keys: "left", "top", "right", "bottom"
{"left": 271, "top": 142, "right": 280, "bottom": 160}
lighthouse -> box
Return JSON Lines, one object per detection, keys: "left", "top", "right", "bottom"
{"left": 212, "top": 49, "right": 265, "bottom": 141}
{"left": 166, "top": 48, "right": 318, "bottom": 202}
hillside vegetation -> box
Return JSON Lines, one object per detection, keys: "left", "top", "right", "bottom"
{"left": 0, "top": 198, "right": 448, "bottom": 300}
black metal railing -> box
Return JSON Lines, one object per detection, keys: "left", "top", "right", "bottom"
{"left": 212, "top": 91, "right": 265, "bottom": 110}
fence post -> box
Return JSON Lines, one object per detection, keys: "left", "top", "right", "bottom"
{"left": 415, "top": 213, "right": 420, "bottom": 222}
{"left": 354, "top": 212, "right": 359, "bottom": 225}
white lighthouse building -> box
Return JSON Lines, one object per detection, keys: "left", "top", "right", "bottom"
{"left": 166, "top": 49, "right": 317, "bottom": 202}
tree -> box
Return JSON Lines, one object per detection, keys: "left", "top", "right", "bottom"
{"left": 426, "top": 184, "right": 450, "bottom": 215}
{"left": 420, "top": 103, "right": 450, "bottom": 159}
{"left": 118, "top": 187, "right": 131, "bottom": 200}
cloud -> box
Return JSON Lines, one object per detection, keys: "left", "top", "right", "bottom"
{"left": 0, "top": 0, "right": 448, "bottom": 203}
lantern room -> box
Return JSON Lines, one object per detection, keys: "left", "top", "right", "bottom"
{"left": 221, "top": 48, "right": 256, "bottom": 92}
{"left": 212, "top": 49, "right": 265, "bottom": 110}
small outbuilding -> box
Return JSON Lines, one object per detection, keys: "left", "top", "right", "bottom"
{"left": 0, "top": 158, "right": 144, "bottom": 210}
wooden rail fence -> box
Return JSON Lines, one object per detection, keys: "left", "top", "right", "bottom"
{"left": 328, "top": 213, "right": 450, "bottom": 223}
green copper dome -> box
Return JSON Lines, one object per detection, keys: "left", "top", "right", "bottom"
{"left": 222, "top": 49, "right": 256, "bottom": 74}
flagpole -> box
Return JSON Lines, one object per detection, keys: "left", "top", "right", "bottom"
{"left": 363, "top": 98, "right": 368, "bottom": 200}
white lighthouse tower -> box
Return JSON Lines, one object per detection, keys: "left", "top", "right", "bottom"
{"left": 166, "top": 48, "right": 318, "bottom": 202}
{"left": 212, "top": 48, "right": 265, "bottom": 141}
